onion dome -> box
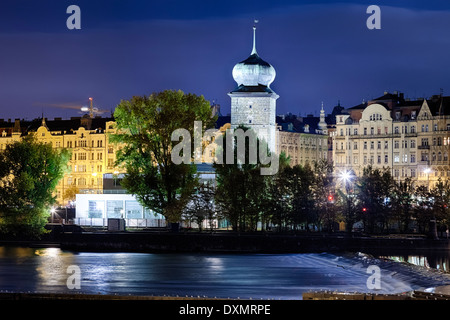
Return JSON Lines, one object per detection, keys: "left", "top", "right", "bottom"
{"left": 231, "top": 25, "right": 276, "bottom": 93}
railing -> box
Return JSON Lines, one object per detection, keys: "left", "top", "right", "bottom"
{"left": 72, "top": 218, "right": 167, "bottom": 228}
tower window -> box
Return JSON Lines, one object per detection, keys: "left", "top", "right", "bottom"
{"left": 249, "top": 105, "right": 252, "bottom": 109}
{"left": 249, "top": 120, "right": 252, "bottom": 124}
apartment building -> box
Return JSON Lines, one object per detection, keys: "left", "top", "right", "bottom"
{"left": 332, "top": 92, "right": 450, "bottom": 188}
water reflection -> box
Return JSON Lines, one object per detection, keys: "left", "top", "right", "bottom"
{"left": 380, "top": 254, "right": 450, "bottom": 273}
{"left": 1, "top": 246, "right": 450, "bottom": 299}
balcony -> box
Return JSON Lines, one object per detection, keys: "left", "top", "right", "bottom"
{"left": 418, "top": 145, "right": 430, "bottom": 150}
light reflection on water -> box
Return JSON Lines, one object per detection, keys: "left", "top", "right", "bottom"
{"left": 380, "top": 255, "right": 449, "bottom": 273}
{"left": 0, "top": 246, "right": 450, "bottom": 299}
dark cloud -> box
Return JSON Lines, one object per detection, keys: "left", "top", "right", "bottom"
{"left": 0, "top": 1, "right": 449, "bottom": 120}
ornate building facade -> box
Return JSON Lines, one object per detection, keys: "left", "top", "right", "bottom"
{"left": 0, "top": 115, "right": 125, "bottom": 206}
{"left": 331, "top": 92, "right": 450, "bottom": 189}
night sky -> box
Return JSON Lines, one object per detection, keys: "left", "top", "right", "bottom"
{"left": 1, "top": 0, "right": 450, "bottom": 120}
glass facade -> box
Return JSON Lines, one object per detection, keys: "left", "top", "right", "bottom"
{"left": 88, "top": 200, "right": 104, "bottom": 218}
{"left": 107, "top": 200, "right": 124, "bottom": 218}
{"left": 125, "top": 200, "right": 142, "bottom": 218}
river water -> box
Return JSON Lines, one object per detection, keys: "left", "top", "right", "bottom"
{"left": 0, "top": 246, "right": 449, "bottom": 299}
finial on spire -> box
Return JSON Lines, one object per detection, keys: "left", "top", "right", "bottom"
{"left": 251, "top": 19, "right": 259, "bottom": 55}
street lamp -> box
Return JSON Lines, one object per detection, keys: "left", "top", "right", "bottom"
{"left": 424, "top": 167, "right": 431, "bottom": 191}
{"left": 50, "top": 207, "right": 56, "bottom": 224}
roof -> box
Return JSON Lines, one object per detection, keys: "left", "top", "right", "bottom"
{"left": 230, "top": 84, "right": 274, "bottom": 94}
{"left": 238, "top": 53, "right": 272, "bottom": 67}
{"left": 426, "top": 95, "right": 450, "bottom": 116}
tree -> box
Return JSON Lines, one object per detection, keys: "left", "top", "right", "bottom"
{"left": 0, "top": 135, "right": 70, "bottom": 238}
{"left": 111, "top": 90, "right": 215, "bottom": 223}
{"left": 429, "top": 178, "right": 450, "bottom": 238}
{"left": 356, "top": 166, "right": 394, "bottom": 233}
{"left": 63, "top": 185, "right": 79, "bottom": 206}
{"left": 311, "top": 160, "right": 335, "bottom": 232}
{"left": 391, "top": 178, "right": 415, "bottom": 233}
{"left": 213, "top": 126, "right": 273, "bottom": 232}
{"left": 183, "top": 181, "right": 216, "bottom": 232}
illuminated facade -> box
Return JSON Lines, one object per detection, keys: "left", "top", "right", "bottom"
{"left": 0, "top": 115, "right": 126, "bottom": 206}
{"left": 331, "top": 92, "right": 450, "bottom": 189}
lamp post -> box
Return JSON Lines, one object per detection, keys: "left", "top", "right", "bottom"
{"left": 339, "top": 169, "right": 354, "bottom": 234}
{"left": 424, "top": 167, "right": 431, "bottom": 191}
{"left": 424, "top": 167, "right": 438, "bottom": 239}
{"left": 50, "top": 207, "right": 56, "bottom": 224}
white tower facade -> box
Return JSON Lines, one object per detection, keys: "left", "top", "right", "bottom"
{"left": 229, "top": 24, "right": 279, "bottom": 153}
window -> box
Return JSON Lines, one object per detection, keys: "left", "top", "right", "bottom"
{"left": 371, "top": 127, "right": 374, "bottom": 135}
{"left": 78, "top": 177, "right": 86, "bottom": 186}
{"left": 125, "top": 200, "right": 142, "bottom": 219}
{"left": 411, "top": 140, "right": 416, "bottom": 148}
{"left": 377, "top": 155, "right": 381, "bottom": 164}
{"left": 370, "top": 141, "right": 374, "bottom": 150}
{"left": 422, "top": 125, "right": 425, "bottom": 132}
{"left": 403, "top": 154, "right": 408, "bottom": 163}
{"left": 97, "top": 153, "right": 103, "bottom": 160}
{"left": 79, "top": 153, "right": 86, "bottom": 160}
{"left": 425, "top": 125, "right": 429, "bottom": 132}
{"left": 108, "top": 147, "right": 114, "bottom": 154}
{"left": 88, "top": 200, "right": 104, "bottom": 218}
{"left": 377, "top": 141, "right": 381, "bottom": 149}
{"left": 438, "top": 152, "right": 442, "bottom": 161}
{"left": 385, "top": 141, "right": 388, "bottom": 149}
{"left": 411, "top": 126, "right": 415, "bottom": 133}
{"left": 411, "top": 169, "right": 416, "bottom": 177}
{"left": 434, "top": 124, "right": 438, "bottom": 131}
{"left": 354, "top": 128, "right": 358, "bottom": 135}
{"left": 394, "top": 141, "right": 399, "bottom": 149}
{"left": 421, "top": 138, "right": 429, "bottom": 146}
{"left": 394, "top": 169, "right": 399, "bottom": 177}
{"left": 394, "top": 154, "right": 400, "bottom": 163}
{"left": 107, "top": 200, "right": 123, "bottom": 218}
{"left": 444, "top": 152, "right": 448, "bottom": 161}
{"left": 364, "top": 128, "right": 367, "bottom": 135}
{"left": 394, "top": 127, "right": 399, "bottom": 134}
{"left": 354, "top": 142, "right": 358, "bottom": 150}
{"left": 421, "top": 152, "right": 428, "bottom": 161}
{"left": 411, "top": 153, "right": 416, "bottom": 163}
{"left": 384, "top": 155, "right": 389, "bottom": 163}
{"left": 364, "top": 142, "right": 367, "bottom": 150}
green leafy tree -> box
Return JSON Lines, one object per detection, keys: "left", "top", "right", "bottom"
{"left": 111, "top": 90, "right": 215, "bottom": 223}
{"left": 213, "top": 126, "right": 273, "bottom": 232}
{"left": 0, "top": 135, "right": 70, "bottom": 238}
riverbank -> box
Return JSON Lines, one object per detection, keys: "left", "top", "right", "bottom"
{"left": 59, "top": 231, "right": 450, "bottom": 255}
{"left": 4, "top": 230, "right": 442, "bottom": 255}
{"left": 1, "top": 229, "right": 449, "bottom": 255}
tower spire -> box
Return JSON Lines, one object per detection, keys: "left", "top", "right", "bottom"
{"left": 251, "top": 20, "right": 258, "bottom": 55}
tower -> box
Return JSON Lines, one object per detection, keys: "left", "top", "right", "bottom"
{"left": 318, "top": 102, "right": 328, "bottom": 134}
{"left": 229, "top": 22, "right": 279, "bottom": 153}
